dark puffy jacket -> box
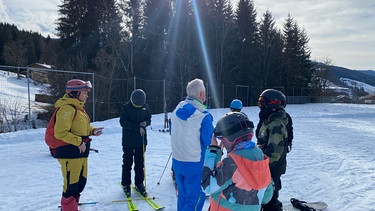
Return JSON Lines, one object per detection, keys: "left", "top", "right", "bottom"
{"left": 119, "top": 101, "right": 151, "bottom": 148}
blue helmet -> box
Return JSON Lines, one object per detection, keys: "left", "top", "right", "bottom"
{"left": 230, "top": 99, "right": 243, "bottom": 110}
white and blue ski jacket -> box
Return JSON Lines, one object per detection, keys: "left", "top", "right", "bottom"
{"left": 170, "top": 98, "right": 213, "bottom": 163}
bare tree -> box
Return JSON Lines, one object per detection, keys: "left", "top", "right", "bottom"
{"left": 315, "top": 57, "right": 334, "bottom": 96}
{"left": 0, "top": 97, "right": 28, "bottom": 132}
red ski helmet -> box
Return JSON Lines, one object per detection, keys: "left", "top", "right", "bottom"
{"left": 65, "top": 79, "right": 92, "bottom": 98}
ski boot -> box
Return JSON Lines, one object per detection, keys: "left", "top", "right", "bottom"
{"left": 135, "top": 183, "right": 147, "bottom": 197}
{"left": 123, "top": 185, "right": 131, "bottom": 198}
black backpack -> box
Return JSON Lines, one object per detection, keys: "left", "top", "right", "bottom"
{"left": 286, "top": 112, "right": 293, "bottom": 153}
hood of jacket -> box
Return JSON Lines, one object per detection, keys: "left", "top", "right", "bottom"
{"left": 55, "top": 94, "right": 85, "bottom": 109}
{"left": 264, "top": 109, "right": 287, "bottom": 124}
{"left": 229, "top": 153, "right": 271, "bottom": 190}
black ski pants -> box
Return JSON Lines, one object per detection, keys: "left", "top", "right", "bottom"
{"left": 122, "top": 146, "right": 145, "bottom": 186}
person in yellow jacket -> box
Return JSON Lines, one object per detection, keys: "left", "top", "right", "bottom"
{"left": 54, "top": 79, "right": 103, "bottom": 211}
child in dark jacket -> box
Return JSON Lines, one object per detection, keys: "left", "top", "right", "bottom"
{"left": 256, "top": 89, "right": 291, "bottom": 211}
{"left": 119, "top": 89, "right": 151, "bottom": 197}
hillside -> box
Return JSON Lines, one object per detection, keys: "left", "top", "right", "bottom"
{"left": 328, "top": 66, "right": 375, "bottom": 87}
{"left": 360, "top": 70, "right": 375, "bottom": 77}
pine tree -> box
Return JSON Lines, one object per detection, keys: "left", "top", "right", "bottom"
{"left": 258, "top": 10, "right": 284, "bottom": 87}
{"left": 282, "top": 14, "right": 314, "bottom": 89}
{"left": 234, "top": 0, "right": 260, "bottom": 86}
{"left": 142, "top": 0, "right": 171, "bottom": 80}
{"left": 166, "top": 0, "right": 198, "bottom": 104}
{"left": 118, "top": 0, "right": 144, "bottom": 76}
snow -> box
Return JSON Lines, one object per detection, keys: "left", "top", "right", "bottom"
{"left": 0, "top": 70, "right": 48, "bottom": 128}
{"left": 341, "top": 77, "right": 375, "bottom": 94}
{"left": 0, "top": 70, "right": 42, "bottom": 102}
{"left": 1, "top": 71, "right": 375, "bottom": 211}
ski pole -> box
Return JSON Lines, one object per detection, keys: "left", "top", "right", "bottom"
{"left": 157, "top": 152, "right": 172, "bottom": 185}
{"left": 142, "top": 135, "right": 146, "bottom": 190}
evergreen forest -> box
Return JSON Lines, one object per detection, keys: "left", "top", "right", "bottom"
{"left": 0, "top": 0, "right": 323, "bottom": 120}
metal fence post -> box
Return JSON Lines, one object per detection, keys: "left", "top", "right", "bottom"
{"left": 26, "top": 67, "right": 31, "bottom": 129}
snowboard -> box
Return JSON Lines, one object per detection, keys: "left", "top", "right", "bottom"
{"left": 285, "top": 198, "right": 328, "bottom": 211}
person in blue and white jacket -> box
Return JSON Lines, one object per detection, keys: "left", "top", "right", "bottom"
{"left": 170, "top": 78, "right": 214, "bottom": 211}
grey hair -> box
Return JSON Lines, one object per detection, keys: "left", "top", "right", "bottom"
{"left": 186, "top": 78, "right": 205, "bottom": 98}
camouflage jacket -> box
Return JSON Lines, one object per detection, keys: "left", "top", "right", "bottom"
{"left": 257, "top": 109, "right": 288, "bottom": 175}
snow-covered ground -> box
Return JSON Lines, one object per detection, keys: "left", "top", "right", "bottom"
{"left": 0, "top": 70, "right": 48, "bottom": 131}
{"left": 1, "top": 103, "right": 375, "bottom": 210}
{"left": 1, "top": 70, "right": 375, "bottom": 211}
{"left": 0, "top": 70, "right": 46, "bottom": 107}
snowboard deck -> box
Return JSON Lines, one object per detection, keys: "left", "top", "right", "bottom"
{"left": 285, "top": 199, "right": 328, "bottom": 210}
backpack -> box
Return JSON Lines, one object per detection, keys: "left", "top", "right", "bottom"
{"left": 45, "top": 105, "right": 77, "bottom": 157}
{"left": 286, "top": 112, "right": 293, "bottom": 153}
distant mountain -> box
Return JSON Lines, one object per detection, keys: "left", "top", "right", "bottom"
{"left": 328, "top": 66, "right": 375, "bottom": 87}
{"left": 360, "top": 70, "right": 375, "bottom": 77}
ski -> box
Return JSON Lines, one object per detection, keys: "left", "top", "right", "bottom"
{"left": 113, "top": 196, "right": 157, "bottom": 203}
{"left": 131, "top": 185, "right": 164, "bottom": 210}
{"left": 125, "top": 198, "right": 138, "bottom": 211}
{"left": 120, "top": 183, "right": 138, "bottom": 211}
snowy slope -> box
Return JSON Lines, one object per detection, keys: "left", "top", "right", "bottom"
{"left": 1, "top": 70, "right": 375, "bottom": 210}
{"left": 341, "top": 77, "right": 375, "bottom": 93}
{"left": 1, "top": 104, "right": 375, "bottom": 210}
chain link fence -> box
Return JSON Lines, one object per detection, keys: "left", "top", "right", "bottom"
{"left": 1, "top": 65, "right": 337, "bottom": 133}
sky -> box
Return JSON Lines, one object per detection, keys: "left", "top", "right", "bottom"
{"left": 0, "top": 0, "right": 374, "bottom": 69}
{"left": 1, "top": 71, "right": 375, "bottom": 210}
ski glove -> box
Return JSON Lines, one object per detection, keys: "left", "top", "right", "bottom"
{"left": 140, "top": 127, "right": 145, "bottom": 136}
{"left": 208, "top": 145, "right": 223, "bottom": 166}
{"left": 93, "top": 127, "right": 104, "bottom": 136}
{"left": 139, "top": 121, "right": 147, "bottom": 127}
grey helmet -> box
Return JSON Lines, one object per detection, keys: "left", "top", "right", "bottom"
{"left": 214, "top": 112, "right": 254, "bottom": 152}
